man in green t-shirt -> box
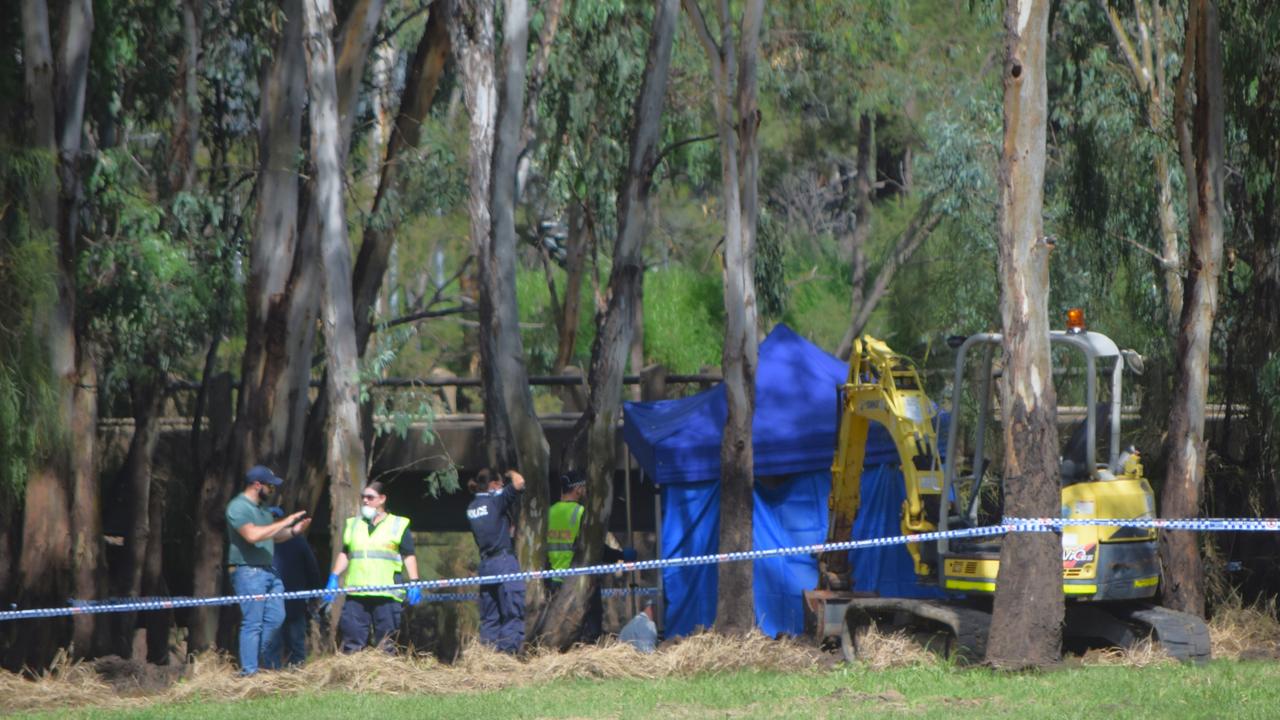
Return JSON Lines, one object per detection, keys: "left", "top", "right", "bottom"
{"left": 225, "top": 465, "right": 310, "bottom": 676}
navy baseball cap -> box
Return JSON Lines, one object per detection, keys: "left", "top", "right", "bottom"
{"left": 245, "top": 465, "right": 284, "bottom": 486}
{"left": 560, "top": 470, "right": 586, "bottom": 493}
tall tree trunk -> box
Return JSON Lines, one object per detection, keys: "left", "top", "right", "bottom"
{"left": 303, "top": 0, "right": 370, "bottom": 549}
{"left": 294, "top": 3, "right": 451, "bottom": 520}
{"left": 108, "top": 379, "right": 165, "bottom": 658}
{"left": 552, "top": 202, "right": 589, "bottom": 371}
{"left": 837, "top": 113, "right": 874, "bottom": 359}
{"left": 165, "top": 0, "right": 202, "bottom": 197}
{"left": 487, "top": 0, "right": 553, "bottom": 619}
{"left": 141, "top": 465, "right": 173, "bottom": 664}
{"left": 533, "top": 0, "right": 679, "bottom": 649}
{"left": 189, "top": 0, "right": 308, "bottom": 653}
{"left": 985, "top": 0, "right": 1063, "bottom": 670}
{"left": 684, "top": 0, "right": 764, "bottom": 634}
{"left": 1159, "top": 0, "right": 1224, "bottom": 619}
{"left": 11, "top": 0, "right": 99, "bottom": 669}
{"left": 288, "top": 0, "right": 386, "bottom": 517}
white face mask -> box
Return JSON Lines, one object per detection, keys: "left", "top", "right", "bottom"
{"left": 360, "top": 505, "right": 377, "bottom": 521}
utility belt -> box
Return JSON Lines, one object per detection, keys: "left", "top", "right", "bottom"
{"left": 227, "top": 564, "right": 274, "bottom": 574}
{"left": 480, "top": 547, "right": 513, "bottom": 561}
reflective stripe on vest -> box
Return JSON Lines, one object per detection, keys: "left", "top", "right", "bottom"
{"left": 343, "top": 514, "right": 409, "bottom": 600}
{"left": 546, "top": 502, "right": 584, "bottom": 571}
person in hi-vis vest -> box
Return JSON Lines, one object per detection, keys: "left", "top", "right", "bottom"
{"left": 325, "top": 481, "right": 422, "bottom": 653}
{"left": 545, "top": 470, "right": 633, "bottom": 642}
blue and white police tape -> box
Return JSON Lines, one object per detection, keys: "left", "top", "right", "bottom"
{"left": 0, "top": 523, "right": 1012, "bottom": 623}
{"left": 1002, "top": 516, "right": 1280, "bottom": 532}
{"left": 3, "top": 516, "right": 1278, "bottom": 623}
{"left": 65, "top": 585, "right": 661, "bottom": 610}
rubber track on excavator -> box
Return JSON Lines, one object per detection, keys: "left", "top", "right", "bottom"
{"left": 843, "top": 599, "right": 1210, "bottom": 665}
{"left": 1122, "top": 604, "right": 1213, "bottom": 664}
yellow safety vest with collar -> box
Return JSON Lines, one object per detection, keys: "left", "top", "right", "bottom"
{"left": 343, "top": 513, "right": 410, "bottom": 600}
{"left": 547, "top": 501, "right": 584, "bottom": 575}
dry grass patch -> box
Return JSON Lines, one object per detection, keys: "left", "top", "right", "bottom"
{"left": 845, "top": 625, "right": 940, "bottom": 670}
{"left": 1208, "top": 599, "right": 1280, "bottom": 660}
{"left": 1078, "top": 637, "right": 1176, "bottom": 668}
{"left": 0, "top": 631, "right": 820, "bottom": 715}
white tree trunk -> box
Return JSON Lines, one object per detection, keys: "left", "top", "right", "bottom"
{"left": 303, "top": 0, "right": 369, "bottom": 543}
{"left": 985, "top": 0, "right": 1063, "bottom": 670}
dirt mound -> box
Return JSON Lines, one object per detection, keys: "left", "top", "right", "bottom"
{"left": 92, "top": 655, "right": 187, "bottom": 694}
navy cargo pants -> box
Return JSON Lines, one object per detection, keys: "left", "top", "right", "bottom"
{"left": 338, "top": 595, "right": 403, "bottom": 653}
{"left": 478, "top": 552, "right": 525, "bottom": 653}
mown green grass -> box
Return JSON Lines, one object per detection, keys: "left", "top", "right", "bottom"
{"left": 18, "top": 661, "right": 1280, "bottom": 720}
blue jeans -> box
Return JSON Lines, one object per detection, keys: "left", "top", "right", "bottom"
{"left": 230, "top": 566, "right": 285, "bottom": 675}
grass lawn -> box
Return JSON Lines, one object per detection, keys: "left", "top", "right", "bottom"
{"left": 18, "top": 661, "right": 1280, "bottom": 720}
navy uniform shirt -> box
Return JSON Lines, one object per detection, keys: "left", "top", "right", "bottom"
{"left": 467, "top": 484, "right": 521, "bottom": 558}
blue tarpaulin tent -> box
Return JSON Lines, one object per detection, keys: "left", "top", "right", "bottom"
{"left": 622, "top": 324, "right": 943, "bottom": 638}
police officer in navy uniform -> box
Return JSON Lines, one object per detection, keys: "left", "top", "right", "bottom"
{"left": 466, "top": 468, "right": 526, "bottom": 654}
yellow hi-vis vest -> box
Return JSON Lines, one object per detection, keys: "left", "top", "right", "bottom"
{"left": 343, "top": 513, "right": 410, "bottom": 600}
{"left": 546, "top": 501, "right": 584, "bottom": 575}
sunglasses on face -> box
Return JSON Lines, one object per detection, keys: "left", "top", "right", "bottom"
{"left": 361, "top": 494, "right": 379, "bottom": 501}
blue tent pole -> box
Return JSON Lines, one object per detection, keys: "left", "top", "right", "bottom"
{"left": 625, "top": 443, "right": 636, "bottom": 618}
{"left": 655, "top": 476, "right": 664, "bottom": 637}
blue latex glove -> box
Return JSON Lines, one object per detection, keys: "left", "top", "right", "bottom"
{"left": 405, "top": 586, "right": 422, "bottom": 606}
{"left": 621, "top": 547, "right": 637, "bottom": 562}
{"left": 267, "top": 506, "right": 284, "bottom": 519}
{"left": 323, "top": 573, "right": 340, "bottom": 602}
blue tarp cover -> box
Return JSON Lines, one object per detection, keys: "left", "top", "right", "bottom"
{"left": 626, "top": 324, "right": 942, "bottom": 637}
{"left": 623, "top": 324, "right": 903, "bottom": 485}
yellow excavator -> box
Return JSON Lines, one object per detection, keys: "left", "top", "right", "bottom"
{"left": 804, "top": 311, "right": 1211, "bottom": 663}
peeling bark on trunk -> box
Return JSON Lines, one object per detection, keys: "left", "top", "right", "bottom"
{"left": 533, "top": 0, "right": 679, "bottom": 649}
{"left": 684, "top": 0, "right": 764, "bottom": 634}
{"left": 303, "top": 0, "right": 370, "bottom": 547}
{"left": 985, "top": 0, "right": 1063, "bottom": 670}
{"left": 10, "top": 0, "right": 100, "bottom": 669}
{"left": 1159, "top": 0, "right": 1224, "bottom": 619}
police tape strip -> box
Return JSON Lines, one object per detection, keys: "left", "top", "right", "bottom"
{"left": 64, "top": 586, "right": 661, "bottom": 610}
{"left": 1001, "top": 516, "right": 1280, "bottom": 533}
{"left": 2, "top": 517, "right": 1277, "bottom": 623}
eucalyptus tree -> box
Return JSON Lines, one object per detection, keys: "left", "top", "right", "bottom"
{"left": 12, "top": 0, "right": 103, "bottom": 666}
{"left": 448, "top": 0, "right": 553, "bottom": 612}
{"left": 1160, "top": 0, "right": 1226, "bottom": 618}
{"left": 533, "top": 0, "right": 681, "bottom": 649}
{"left": 302, "top": 0, "right": 369, "bottom": 565}
{"left": 682, "top": 0, "right": 765, "bottom": 633}
{"left": 189, "top": 0, "right": 390, "bottom": 653}
{"left": 985, "top": 0, "right": 1063, "bottom": 669}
